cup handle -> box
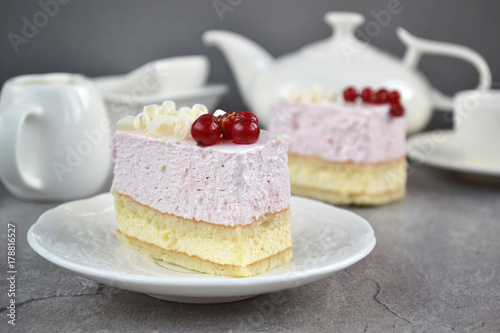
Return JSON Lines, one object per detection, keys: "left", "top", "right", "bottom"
{"left": 0, "top": 105, "right": 44, "bottom": 192}
{"left": 397, "top": 27, "right": 492, "bottom": 111}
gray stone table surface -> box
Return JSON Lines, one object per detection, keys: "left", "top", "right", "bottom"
{"left": 0, "top": 164, "right": 499, "bottom": 333}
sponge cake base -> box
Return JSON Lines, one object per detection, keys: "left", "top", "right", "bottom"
{"left": 114, "top": 192, "right": 292, "bottom": 277}
{"left": 288, "top": 154, "right": 406, "bottom": 206}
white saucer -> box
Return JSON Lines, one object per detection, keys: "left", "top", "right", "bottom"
{"left": 27, "top": 193, "right": 375, "bottom": 304}
{"left": 407, "top": 130, "right": 500, "bottom": 177}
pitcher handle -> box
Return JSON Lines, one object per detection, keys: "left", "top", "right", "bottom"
{"left": 0, "top": 105, "right": 44, "bottom": 192}
{"left": 397, "top": 28, "right": 491, "bottom": 111}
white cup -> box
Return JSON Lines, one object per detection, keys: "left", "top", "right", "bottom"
{"left": 454, "top": 89, "right": 500, "bottom": 166}
{"left": 0, "top": 73, "right": 113, "bottom": 201}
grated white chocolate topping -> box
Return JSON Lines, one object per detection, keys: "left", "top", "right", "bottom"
{"left": 213, "top": 109, "right": 227, "bottom": 118}
{"left": 280, "top": 85, "right": 337, "bottom": 104}
{"left": 118, "top": 100, "right": 209, "bottom": 140}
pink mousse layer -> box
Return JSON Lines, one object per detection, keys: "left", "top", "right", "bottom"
{"left": 111, "top": 130, "right": 290, "bottom": 226}
{"left": 270, "top": 102, "right": 406, "bottom": 163}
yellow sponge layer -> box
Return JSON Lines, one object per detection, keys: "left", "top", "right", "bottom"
{"left": 288, "top": 154, "right": 406, "bottom": 206}
{"left": 118, "top": 232, "right": 292, "bottom": 278}
{"left": 114, "top": 192, "right": 292, "bottom": 277}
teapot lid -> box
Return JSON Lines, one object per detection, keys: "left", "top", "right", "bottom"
{"left": 300, "top": 12, "right": 374, "bottom": 59}
{"left": 324, "top": 12, "right": 364, "bottom": 43}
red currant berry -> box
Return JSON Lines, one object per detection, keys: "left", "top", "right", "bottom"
{"left": 198, "top": 114, "right": 218, "bottom": 120}
{"left": 232, "top": 118, "right": 260, "bottom": 144}
{"left": 388, "top": 90, "right": 401, "bottom": 103}
{"left": 389, "top": 102, "right": 405, "bottom": 117}
{"left": 221, "top": 112, "right": 234, "bottom": 120}
{"left": 343, "top": 87, "right": 358, "bottom": 102}
{"left": 361, "top": 88, "right": 375, "bottom": 103}
{"left": 238, "top": 111, "right": 259, "bottom": 124}
{"left": 376, "top": 89, "right": 389, "bottom": 104}
{"left": 191, "top": 117, "right": 222, "bottom": 146}
{"left": 221, "top": 112, "right": 241, "bottom": 140}
{"left": 221, "top": 112, "right": 235, "bottom": 122}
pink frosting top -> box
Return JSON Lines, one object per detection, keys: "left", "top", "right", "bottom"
{"left": 111, "top": 130, "right": 290, "bottom": 226}
{"left": 270, "top": 102, "right": 406, "bottom": 163}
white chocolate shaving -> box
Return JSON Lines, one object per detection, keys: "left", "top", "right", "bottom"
{"left": 155, "top": 114, "right": 176, "bottom": 132}
{"left": 281, "top": 85, "right": 337, "bottom": 104}
{"left": 133, "top": 113, "right": 147, "bottom": 131}
{"left": 213, "top": 109, "right": 226, "bottom": 118}
{"left": 174, "top": 116, "right": 193, "bottom": 141}
{"left": 116, "top": 115, "right": 135, "bottom": 131}
{"left": 157, "top": 100, "right": 177, "bottom": 115}
{"left": 145, "top": 114, "right": 176, "bottom": 136}
{"left": 177, "top": 106, "right": 200, "bottom": 120}
{"left": 118, "top": 100, "right": 212, "bottom": 140}
{"left": 142, "top": 104, "right": 157, "bottom": 121}
{"left": 145, "top": 120, "right": 168, "bottom": 136}
{"left": 192, "top": 104, "right": 208, "bottom": 117}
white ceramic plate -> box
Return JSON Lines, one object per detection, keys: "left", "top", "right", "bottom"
{"left": 28, "top": 193, "right": 376, "bottom": 304}
{"left": 407, "top": 130, "right": 500, "bottom": 177}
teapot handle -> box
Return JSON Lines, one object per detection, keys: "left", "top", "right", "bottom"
{"left": 0, "top": 105, "right": 45, "bottom": 192}
{"left": 397, "top": 28, "right": 491, "bottom": 111}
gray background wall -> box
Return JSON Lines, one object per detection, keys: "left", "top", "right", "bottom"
{"left": 1, "top": 0, "right": 499, "bottom": 130}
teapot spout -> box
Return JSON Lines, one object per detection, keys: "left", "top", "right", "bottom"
{"left": 203, "top": 30, "right": 274, "bottom": 109}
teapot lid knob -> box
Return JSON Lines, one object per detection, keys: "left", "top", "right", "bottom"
{"left": 324, "top": 12, "right": 365, "bottom": 41}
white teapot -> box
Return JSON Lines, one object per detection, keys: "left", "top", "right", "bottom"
{"left": 203, "top": 12, "right": 491, "bottom": 134}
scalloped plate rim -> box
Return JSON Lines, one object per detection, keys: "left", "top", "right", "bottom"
{"left": 28, "top": 193, "right": 376, "bottom": 299}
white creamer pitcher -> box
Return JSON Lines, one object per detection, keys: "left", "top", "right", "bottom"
{"left": 0, "top": 73, "right": 112, "bottom": 201}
